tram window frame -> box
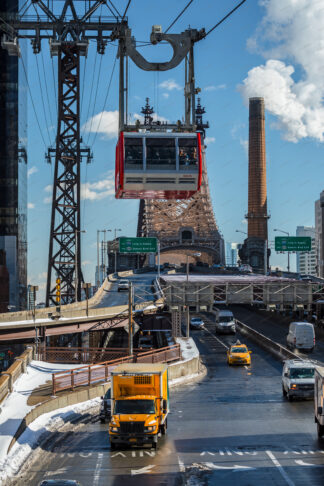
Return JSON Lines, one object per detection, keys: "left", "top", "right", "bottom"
{"left": 124, "top": 137, "right": 144, "bottom": 170}
{"left": 146, "top": 137, "right": 176, "bottom": 170}
{"left": 178, "top": 137, "right": 198, "bottom": 170}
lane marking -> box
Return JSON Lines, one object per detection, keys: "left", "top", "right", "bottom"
{"left": 295, "top": 459, "right": 324, "bottom": 467}
{"left": 204, "top": 462, "right": 255, "bottom": 472}
{"left": 203, "top": 327, "right": 229, "bottom": 350}
{"left": 45, "top": 468, "right": 68, "bottom": 477}
{"left": 131, "top": 465, "right": 155, "bottom": 475}
{"left": 266, "top": 450, "right": 295, "bottom": 486}
{"left": 93, "top": 452, "right": 103, "bottom": 486}
{"left": 178, "top": 456, "right": 185, "bottom": 472}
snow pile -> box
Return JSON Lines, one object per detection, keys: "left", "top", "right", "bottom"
{"left": 175, "top": 337, "right": 199, "bottom": 362}
{"left": 0, "top": 398, "right": 100, "bottom": 484}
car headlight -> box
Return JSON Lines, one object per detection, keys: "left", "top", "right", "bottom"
{"left": 144, "top": 426, "right": 155, "bottom": 432}
{"left": 110, "top": 426, "right": 119, "bottom": 432}
{"left": 290, "top": 384, "right": 298, "bottom": 390}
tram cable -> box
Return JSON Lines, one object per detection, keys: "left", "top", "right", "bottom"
{"left": 204, "top": 0, "right": 247, "bottom": 38}
{"left": 165, "top": 0, "right": 194, "bottom": 34}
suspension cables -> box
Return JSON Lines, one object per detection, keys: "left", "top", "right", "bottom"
{"left": 204, "top": 0, "right": 247, "bottom": 38}
{"left": 165, "top": 0, "right": 194, "bottom": 34}
{"left": 121, "top": 0, "right": 132, "bottom": 22}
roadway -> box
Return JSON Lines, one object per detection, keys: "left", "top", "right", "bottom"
{"left": 10, "top": 316, "right": 324, "bottom": 486}
{"left": 93, "top": 273, "right": 157, "bottom": 309}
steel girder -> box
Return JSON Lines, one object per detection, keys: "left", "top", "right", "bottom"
{"left": 46, "top": 45, "right": 81, "bottom": 306}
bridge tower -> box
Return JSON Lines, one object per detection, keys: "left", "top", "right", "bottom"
{"left": 137, "top": 100, "right": 224, "bottom": 265}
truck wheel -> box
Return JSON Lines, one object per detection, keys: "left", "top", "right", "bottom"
{"left": 152, "top": 441, "right": 157, "bottom": 450}
{"left": 317, "top": 423, "right": 324, "bottom": 438}
{"left": 100, "top": 418, "right": 106, "bottom": 424}
{"left": 110, "top": 443, "right": 116, "bottom": 450}
{"left": 282, "top": 386, "right": 287, "bottom": 397}
{"left": 287, "top": 393, "right": 293, "bottom": 402}
{"left": 161, "top": 423, "right": 166, "bottom": 435}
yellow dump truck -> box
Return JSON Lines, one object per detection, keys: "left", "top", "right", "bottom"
{"left": 315, "top": 366, "right": 324, "bottom": 437}
{"left": 109, "top": 363, "right": 169, "bottom": 449}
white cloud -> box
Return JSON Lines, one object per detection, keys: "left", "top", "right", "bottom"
{"left": 204, "top": 84, "right": 226, "bottom": 91}
{"left": 27, "top": 166, "right": 38, "bottom": 178}
{"left": 204, "top": 136, "right": 215, "bottom": 144}
{"left": 27, "top": 202, "right": 35, "bottom": 209}
{"left": 240, "top": 138, "right": 248, "bottom": 155}
{"left": 162, "top": 93, "right": 169, "bottom": 99}
{"left": 82, "top": 110, "right": 119, "bottom": 139}
{"left": 43, "top": 184, "right": 52, "bottom": 204}
{"left": 239, "top": 0, "right": 324, "bottom": 142}
{"left": 82, "top": 260, "right": 92, "bottom": 265}
{"left": 81, "top": 173, "right": 115, "bottom": 201}
{"left": 159, "top": 79, "right": 181, "bottom": 91}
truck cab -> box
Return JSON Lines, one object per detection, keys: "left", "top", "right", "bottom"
{"left": 109, "top": 363, "right": 169, "bottom": 449}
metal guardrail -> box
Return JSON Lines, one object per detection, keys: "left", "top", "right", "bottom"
{"left": 38, "top": 347, "right": 145, "bottom": 364}
{"left": 52, "top": 344, "right": 181, "bottom": 394}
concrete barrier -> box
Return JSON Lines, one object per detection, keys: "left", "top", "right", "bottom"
{"left": 7, "top": 339, "right": 201, "bottom": 454}
{"left": 236, "top": 319, "right": 301, "bottom": 362}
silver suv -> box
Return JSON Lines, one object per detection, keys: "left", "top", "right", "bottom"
{"left": 118, "top": 279, "right": 129, "bottom": 291}
{"left": 282, "top": 359, "right": 315, "bottom": 401}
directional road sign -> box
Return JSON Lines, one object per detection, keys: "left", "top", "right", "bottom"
{"left": 119, "top": 237, "right": 157, "bottom": 253}
{"left": 275, "top": 236, "right": 311, "bottom": 252}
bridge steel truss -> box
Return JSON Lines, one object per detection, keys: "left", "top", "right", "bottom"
{"left": 137, "top": 146, "right": 225, "bottom": 264}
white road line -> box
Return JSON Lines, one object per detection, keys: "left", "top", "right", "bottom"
{"left": 131, "top": 465, "right": 155, "bottom": 475}
{"left": 93, "top": 452, "right": 104, "bottom": 486}
{"left": 178, "top": 456, "right": 185, "bottom": 472}
{"left": 204, "top": 327, "right": 229, "bottom": 350}
{"left": 266, "top": 450, "right": 295, "bottom": 486}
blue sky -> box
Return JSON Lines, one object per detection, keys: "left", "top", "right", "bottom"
{"left": 24, "top": 0, "right": 324, "bottom": 298}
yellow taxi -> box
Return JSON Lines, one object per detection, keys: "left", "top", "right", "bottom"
{"left": 227, "top": 341, "right": 252, "bottom": 365}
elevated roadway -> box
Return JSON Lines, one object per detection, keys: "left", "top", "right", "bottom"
{"left": 12, "top": 320, "right": 324, "bottom": 486}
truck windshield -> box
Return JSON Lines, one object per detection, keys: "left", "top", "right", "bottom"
{"left": 220, "top": 316, "right": 233, "bottom": 323}
{"left": 290, "top": 368, "right": 314, "bottom": 379}
{"left": 114, "top": 399, "right": 155, "bottom": 414}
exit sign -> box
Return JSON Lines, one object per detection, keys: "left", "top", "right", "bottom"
{"left": 119, "top": 237, "right": 157, "bottom": 253}
{"left": 275, "top": 236, "right": 311, "bottom": 252}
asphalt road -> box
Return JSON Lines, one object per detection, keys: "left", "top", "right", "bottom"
{"left": 9, "top": 317, "right": 324, "bottom": 486}
{"left": 94, "top": 274, "right": 157, "bottom": 309}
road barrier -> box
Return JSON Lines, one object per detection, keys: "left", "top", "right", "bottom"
{"left": 38, "top": 346, "right": 144, "bottom": 364}
{"left": 235, "top": 320, "right": 301, "bottom": 362}
{"left": 52, "top": 344, "right": 181, "bottom": 394}
{"left": 0, "top": 346, "right": 34, "bottom": 403}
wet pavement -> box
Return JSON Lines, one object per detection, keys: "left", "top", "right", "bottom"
{"left": 8, "top": 317, "right": 324, "bottom": 486}
{"left": 94, "top": 274, "right": 156, "bottom": 309}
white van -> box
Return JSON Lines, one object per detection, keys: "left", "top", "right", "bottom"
{"left": 286, "top": 322, "right": 315, "bottom": 352}
{"left": 215, "top": 309, "right": 236, "bottom": 334}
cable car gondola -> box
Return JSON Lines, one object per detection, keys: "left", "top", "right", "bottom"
{"left": 115, "top": 131, "right": 202, "bottom": 199}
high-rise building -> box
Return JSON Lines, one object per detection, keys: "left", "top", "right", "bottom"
{"left": 296, "top": 226, "right": 316, "bottom": 276}
{"left": 226, "top": 242, "right": 240, "bottom": 267}
{"left": 315, "top": 191, "right": 324, "bottom": 277}
{"left": 0, "top": 1, "right": 27, "bottom": 311}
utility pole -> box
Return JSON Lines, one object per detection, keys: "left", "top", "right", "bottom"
{"left": 128, "top": 282, "right": 133, "bottom": 356}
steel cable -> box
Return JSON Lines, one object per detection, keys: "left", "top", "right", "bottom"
{"left": 165, "top": 0, "right": 194, "bottom": 33}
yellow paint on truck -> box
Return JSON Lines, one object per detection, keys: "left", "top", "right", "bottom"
{"left": 109, "top": 363, "right": 169, "bottom": 449}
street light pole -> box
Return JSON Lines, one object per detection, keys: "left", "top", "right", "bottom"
{"left": 114, "top": 228, "right": 122, "bottom": 274}
{"left": 186, "top": 252, "right": 201, "bottom": 338}
{"left": 128, "top": 282, "right": 133, "bottom": 356}
{"left": 274, "top": 229, "right": 290, "bottom": 272}
{"left": 82, "top": 282, "right": 91, "bottom": 317}
{"left": 97, "top": 230, "right": 100, "bottom": 288}
{"left": 75, "top": 229, "right": 86, "bottom": 302}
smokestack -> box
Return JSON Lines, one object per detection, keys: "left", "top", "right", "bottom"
{"left": 247, "top": 97, "right": 269, "bottom": 239}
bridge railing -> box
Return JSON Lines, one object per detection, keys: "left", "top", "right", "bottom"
{"left": 52, "top": 344, "right": 181, "bottom": 394}
{"left": 38, "top": 346, "right": 144, "bottom": 364}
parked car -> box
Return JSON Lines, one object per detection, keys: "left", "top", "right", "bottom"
{"left": 100, "top": 388, "right": 111, "bottom": 424}
{"left": 215, "top": 309, "right": 236, "bottom": 334}
{"left": 282, "top": 359, "right": 315, "bottom": 401}
{"left": 190, "top": 317, "right": 204, "bottom": 329}
{"left": 118, "top": 279, "right": 129, "bottom": 291}
{"left": 238, "top": 264, "right": 253, "bottom": 273}
{"left": 286, "top": 322, "right": 315, "bottom": 352}
{"left": 227, "top": 341, "right": 251, "bottom": 365}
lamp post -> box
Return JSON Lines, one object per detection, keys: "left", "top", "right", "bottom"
{"left": 75, "top": 229, "right": 86, "bottom": 301}
{"left": 274, "top": 228, "right": 290, "bottom": 272}
{"left": 82, "top": 282, "right": 91, "bottom": 316}
{"left": 97, "top": 229, "right": 106, "bottom": 287}
{"left": 235, "top": 229, "right": 247, "bottom": 236}
{"left": 29, "top": 285, "right": 39, "bottom": 323}
{"left": 186, "top": 252, "right": 201, "bottom": 337}
{"left": 113, "top": 228, "right": 122, "bottom": 274}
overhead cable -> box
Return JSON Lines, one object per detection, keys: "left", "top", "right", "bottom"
{"left": 204, "top": 0, "right": 247, "bottom": 38}
{"left": 121, "top": 0, "right": 132, "bottom": 22}
{"left": 165, "top": 0, "right": 194, "bottom": 34}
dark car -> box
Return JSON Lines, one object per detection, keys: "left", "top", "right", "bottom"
{"left": 38, "top": 481, "right": 82, "bottom": 486}
{"left": 100, "top": 388, "right": 111, "bottom": 423}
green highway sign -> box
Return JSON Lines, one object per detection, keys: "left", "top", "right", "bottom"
{"left": 119, "top": 237, "right": 158, "bottom": 253}
{"left": 275, "top": 236, "right": 312, "bottom": 252}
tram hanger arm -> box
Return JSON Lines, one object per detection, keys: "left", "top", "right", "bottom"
{"left": 123, "top": 27, "right": 205, "bottom": 72}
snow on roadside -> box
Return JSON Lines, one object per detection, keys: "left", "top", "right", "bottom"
{"left": 0, "top": 397, "right": 100, "bottom": 485}
{"left": 175, "top": 337, "right": 199, "bottom": 362}
{"left": 0, "top": 360, "right": 86, "bottom": 465}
